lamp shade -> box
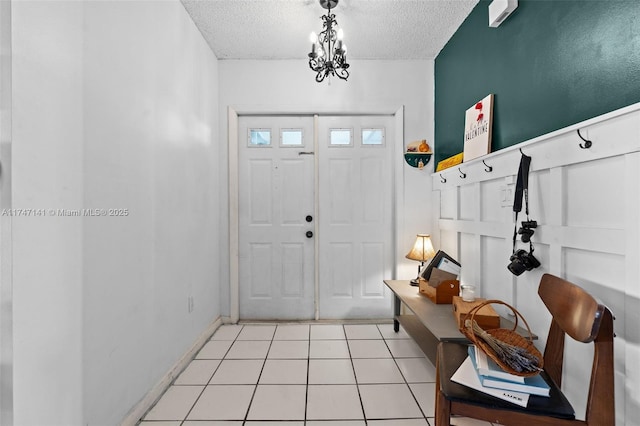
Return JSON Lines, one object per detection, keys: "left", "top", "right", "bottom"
{"left": 405, "top": 234, "right": 436, "bottom": 262}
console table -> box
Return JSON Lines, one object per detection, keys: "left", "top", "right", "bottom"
{"left": 384, "top": 279, "right": 536, "bottom": 364}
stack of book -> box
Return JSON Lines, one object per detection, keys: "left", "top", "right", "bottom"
{"left": 451, "top": 345, "right": 551, "bottom": 407}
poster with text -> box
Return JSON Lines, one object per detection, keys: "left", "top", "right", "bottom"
{"left": 463, "top": 94, "right": 494, "bottom": 162}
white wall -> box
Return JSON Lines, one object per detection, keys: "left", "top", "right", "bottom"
{"left": 12, "top": 3, "right": 84, "bottom": 424}
{"left": 218, "top": 59, "right": 435, "bottom": 317}
{"left": 11, "top": 1, "right": 221, "bottom": 424}
{"left": 432, "top": 105, "right": 640, "bottom": 425}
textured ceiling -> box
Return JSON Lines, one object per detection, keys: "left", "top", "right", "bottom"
{"left": 180, "top": 0, "right": 479, "bottom": 60}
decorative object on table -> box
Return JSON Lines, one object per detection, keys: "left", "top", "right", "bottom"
{"left": 404, "top": 139, "right": 432, "bottom": 169}
{"left": 508, "top": 151, "right": 540, "bottom": 275}
{"left": 460, "top": 284, "right": 476, "bottom": 302}
{"left": 463, "top": 94, "right": 494, "bottom": 162}
{"left": 436, "top": 152, "right": 464, "bottom": 172}
{"left": 307, "top": 0, "right": 349, "bottom": 82}
{"left": 419, "top": 268, "right": 460, "bottom": 304}
{"left": 460, "top": 299, "right": 543, "bottom": 376}
{"left": 417, "top": 250, "right": 461, "bottom": 303}
{"left": 420, "top": 250, "right": 461, "bottom": 281}
{"left": 405, "top": 234, "right": 436, "bottom": 286}
{"left": 452, "top": 296, "right": 500, "bottom": 330}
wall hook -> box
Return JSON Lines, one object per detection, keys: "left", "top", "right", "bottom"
{"left": 482, "top": 160, "right": 493, "bottom": 172}
{"left": 458, "top": 168, "right": 466, "bottom": 179}
{"left": 577, "top": 129, "right": 592, "bottom": 149}
{"left": 440, "top": 174, "right": 446, "bottom": 183}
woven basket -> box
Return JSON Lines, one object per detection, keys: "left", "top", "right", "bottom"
{"left": 460, "top": 299, "right": 543, "bottom": 377}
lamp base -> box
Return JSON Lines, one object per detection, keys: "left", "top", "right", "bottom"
{"left": 409, "top": 278, "right": 420, "bottom": 286}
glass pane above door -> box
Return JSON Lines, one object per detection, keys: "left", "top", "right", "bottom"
{"left": 249, "top": 129, "right": 271, "bottom": 146}
{"left": 329, "top": 129, "right": 353, "bottom": 146}
{"left": 362, "top": 128, "right": 385, "bottom": 146}
{"left": 281, "top": 129, "right": 303, "bottom": 146}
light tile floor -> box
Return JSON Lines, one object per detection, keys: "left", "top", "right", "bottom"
{"left": 138, "top": 323, "right": 495, "bottom": 426}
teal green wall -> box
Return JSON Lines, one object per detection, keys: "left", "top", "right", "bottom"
{"left": 434, "top": 0, "right": 640, "bottom": 166}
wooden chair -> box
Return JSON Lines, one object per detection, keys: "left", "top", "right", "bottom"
{"left": 435, "top": 273, "right": 615, "bottom": 426}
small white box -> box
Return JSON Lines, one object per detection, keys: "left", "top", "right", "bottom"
{"left": 488, "top": 0, "right": 518, "bottom": 28}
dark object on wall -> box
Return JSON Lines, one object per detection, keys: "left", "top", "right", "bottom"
{"left": 517, "top": 220, "right": 537, "bottom": 243}
{"left": 508, "top": 248, "right": 540, "bottom": 276}
{"left": 434, "top": 0, "right": 640, "bottom": 165}
{"left": 508, "top": 151, "right": 539, "bottom": 276}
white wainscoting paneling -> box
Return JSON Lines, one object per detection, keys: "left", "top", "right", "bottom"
{"left": 432, "top": 103, "right": 640, "bottom": 425}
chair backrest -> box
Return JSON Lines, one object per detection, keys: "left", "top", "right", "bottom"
{"left": 537, "top": 273, "right": 615, "bottom": 425}
{"left": 538, "top": 273, "right": 606, "bottom": 343}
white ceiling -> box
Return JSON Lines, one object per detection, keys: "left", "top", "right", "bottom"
{"left": 180, "top": 0, "right": 479, "bottom": 60}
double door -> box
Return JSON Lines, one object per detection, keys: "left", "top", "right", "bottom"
{"left": 238, "top": 115, "right": 395, "bottom": 319}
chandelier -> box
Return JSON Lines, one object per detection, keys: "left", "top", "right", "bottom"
{"left": 308, "top": 0, "right": 350, "bottom": 82}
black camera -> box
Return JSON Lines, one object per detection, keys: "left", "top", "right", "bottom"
{"left": 517, "top": 220, "right": 537, "bottom": 243}
{"left": 508, "top": 249, "right": 541, "bottom": 276}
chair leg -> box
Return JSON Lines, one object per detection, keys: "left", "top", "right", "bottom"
{"left": 435, "top": 385, "right": 451, "bottom": 426}
{"left": 434, "top": 363, "right": 451, "bottom": 426}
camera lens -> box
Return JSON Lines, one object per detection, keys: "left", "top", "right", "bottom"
{"left": 524, "top": 252, "right": 541, "bottom": 269}
{"left": 508, "top": 250, "right": 528, "bottom": 276}
{"left": 508, "top": 258, "right": 526, "bottom": 276}
{"left": 518, "top": 227, "right": 534, "bottom": 243}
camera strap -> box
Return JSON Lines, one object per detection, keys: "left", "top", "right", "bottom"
{"left": 512, "top": 152, "right": 533, "bottom": 254}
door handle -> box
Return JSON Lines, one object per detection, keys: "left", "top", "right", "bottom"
{"left": 306, "top": 231, "right": 313, "bottom": 238}
{"left": 306, "top": 215, "right": 313, "bottom": 222}
{"left": 298, "top": 151, "right": 315, "bottom": 156}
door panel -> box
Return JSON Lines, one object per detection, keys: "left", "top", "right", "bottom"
{"left": 239, "top": 116, "right": 315, "bottom": 320}
{"left": 238, "top": 114, "right": 395, "bottom": 320}
{"left": 317, "top": 116, "right": 395, "bottom": 319}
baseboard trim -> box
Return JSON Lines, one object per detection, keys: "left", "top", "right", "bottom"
{"left": 119, "top": 316, "right": 223, "bottom": 426}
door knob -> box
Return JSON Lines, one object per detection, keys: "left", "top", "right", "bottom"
{"left": 306, "top": 215, "right": 313, "bottom": 222}
{"left": 306, "top": 231, "right": 313, "bottom": 238}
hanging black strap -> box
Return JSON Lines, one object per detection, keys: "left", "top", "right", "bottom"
{"left": 512, "top": 152, "right": 533, "bottom": 254}
{"left": 513, "top": 152, "right": 531, "bottom": 214}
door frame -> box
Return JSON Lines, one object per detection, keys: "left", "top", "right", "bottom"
{"left": 228, "top": 106, "right": 405, "bottom": 322}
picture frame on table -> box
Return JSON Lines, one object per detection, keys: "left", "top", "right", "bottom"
{"left": 420, "top": 250, "right": 461, "bottom": 281}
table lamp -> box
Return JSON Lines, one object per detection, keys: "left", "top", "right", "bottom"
{"left": 405, "top": 234, "right": 436, "bottom": 286}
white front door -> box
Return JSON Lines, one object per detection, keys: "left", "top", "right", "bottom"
{"left": 238, "top": 114, "right": 395, "bottom": 320}
{"left": 238, "top": 116, "right": 316, "bottom": 319}
{"left": 317, "top": 116, "right": 395, "bottom": 318}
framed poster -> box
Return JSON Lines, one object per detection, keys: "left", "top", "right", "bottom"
{"left": 463, "top": 94, "right": 494, "bottom": 162}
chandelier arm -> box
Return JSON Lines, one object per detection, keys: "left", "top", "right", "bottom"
{"left": 335, "top": 67, "right": 349, "bottom": 81}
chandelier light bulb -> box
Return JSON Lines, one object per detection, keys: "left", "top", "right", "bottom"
{"left": 337, "top": 28, "right": 344, "bottom": 40}
{"left": 310, "top": 32, "right": 318, "bottom": 44}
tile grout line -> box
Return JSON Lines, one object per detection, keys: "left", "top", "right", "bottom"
{"left": 241, "top": 325, "right": 276, "bottom": 423}
{"left": 181, "top": 324, "right": 244, "bottom": 424}
{"left": 384, "top": 335, "right": 430, "bottom": 422}
{"left": 344, "top": 324, "right": 369, "bottom": 425}
{"left": 304, "top": 324, "right": 311, "bottom": 425}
